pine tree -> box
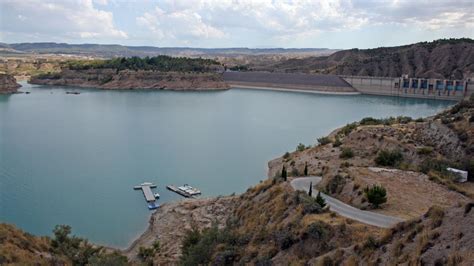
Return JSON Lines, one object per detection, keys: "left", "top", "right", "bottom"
{"left": 308, "top": 181, "right": 312, "bottom": 197}
{"left": 304, "top": 162, "right": 308, "bottom": 176}
{"left": 316, "top": 191, "right": 326, "bottom": 208}
{"left": 281, "top": 166, "right": 287, "bottom": 181}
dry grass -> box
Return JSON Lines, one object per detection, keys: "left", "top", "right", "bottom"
{"left": 348, "top": 167, "right": 467, "bottom": 219}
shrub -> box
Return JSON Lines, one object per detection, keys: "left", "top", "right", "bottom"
{"left": 326, "top": 175, "right": 345, "bottom": 194}
{"left": 297, "top": 192, "right": 323, "bottom": 214}
{"left": 397, "top": 116, "right": 413, "bottom": 124}
{"left": 304, "top": 163, "right": 308, "bottom": 176}
{"left": 363, "top": 235, "right": 380, "bottom": 250}
{"left": 360, "top": 117, "right": 381, "bottom": 125}
{"left": 419, "top": 159, "right": 452, "bottom": 174}
{"left": 374, "top": 149, "right": 403, "bottom": 166}
{"left": 339, "top": 123, "right": 357, "bottom": 136}
{"left": 303, "top": 222, "right": 329, "bottom": 240}
{"left": 339, "top": 147, "right": 354, "bottom": 159}
{"left": 50, "top": 225, "right": 127, "bottom": 265}
{"left": 89, "top": 251, "right": 128, "bottom": 266}
{"left": 138, "top": 246, "right": 155, "bottom": 262}
{"left": 333, "top": 136, "right": 342, "bottom": 147}
{"left": 180, "top": 224, "right": 234, "bottom": 265}
{"left": 417, "top": 146, "right": 433, "bottom": 155}
{"left": 275, "top": 229, "right": 294, "bottom": 250}
{"left": 317, "top": 137, "right": 331, "bottom": 146}
{"left": 283, "top": 152, "right": 290, "bottom": 159}
{"left": 316, "top": 191, "right": 326, "bottom": 208}
{"left": 364, "top": 185, "right": 387, "bottom": 208}
{"left": 297, "top": 143, "right": 306, "bottom": 152}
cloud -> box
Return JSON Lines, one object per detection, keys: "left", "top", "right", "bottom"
{"left": 352, "top": 0, "right": 473, "bottom": 29}
{"left": 136, "top": 0, "right": 369, "bottom": 45}
{"left": 0, "top": 0, "right": 127, "bottom": 42}
{"left": 136, "top": 0, "right": 473, "bottom": 46}
{"left": 136, "top": 6, "right": 226, "bottom": 44}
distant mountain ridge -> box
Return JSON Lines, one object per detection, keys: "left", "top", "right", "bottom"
{"left": 0, "top": 42, "right": 333, "bottom": 58}
{"left": 268, "top": 38, "right": 474, "bottom": 79}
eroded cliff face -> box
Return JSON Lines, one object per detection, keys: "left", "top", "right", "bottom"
{"left": 29, "top": 69, "right": 229, "bottom": 91}
{"left": 0, "top": 74, "right": 21, "bottom": 94}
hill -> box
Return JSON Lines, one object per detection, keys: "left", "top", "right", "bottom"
{"left": 1, "top": 42, "right": 334, "bottom": 58}
{"left": 266, "top": 39, "right": 474, "bottom": 79}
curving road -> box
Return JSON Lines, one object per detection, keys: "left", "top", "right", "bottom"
{"left": 290, "top": 176, "right": 404, "bottom": 228}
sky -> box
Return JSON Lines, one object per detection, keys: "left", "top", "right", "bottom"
{"left": 0, "top": 0, "right": 473, "bottom": 49}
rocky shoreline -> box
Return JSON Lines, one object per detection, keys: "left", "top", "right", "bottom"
{"left": 0, "top": 74, "right": 21, "bottom": 94}
{"left": 29, "top": 69, "right": 229, "bottom": 91}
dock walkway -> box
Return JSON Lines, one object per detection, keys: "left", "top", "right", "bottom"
{"left": 134, "top": 182, "right": 157, "bottom": 202}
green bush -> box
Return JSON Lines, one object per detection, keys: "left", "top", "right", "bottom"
{"left": 374, "top": 149, "right": 403, "bottom": 166}
{"left": 339, "top": 147, "right": 354, "bottom": 159}
{"left": 296, "top": 191, "right": 323, "bottom": 214}
{"left": 419, "top": 159, "right": 452, "bottom": 174}
{"left": 417, "top": 146, "right": 433, "bottom": 155}
{"left": 317, "top": 137, "right": 331, "bottom": 146}
{"left": 297, "top": 143, "right": 306, "bottom": 152}
{"left": 339, "top": 123, "right": 357, "bottom": 136}
{"left": 315, "top": 191, "right": 326, "bottom": 208}
{"left": 364, "top": 185, "right": 387, "bottom": 208}
{"left": 359, "top": 117, "right": 381, "bottom": 125}
{"left": 333, "top": 136, "right": 342, "bottom": 147}
{"left": 283, "top": 152, "right": 290, "bottom": 159}
{"left": 50, "top": 225, "right": 127, "bottom": 265}
{"left": 180, "top": 225, "right": 236, "bottom": 265}
{"left": 303, "top": 221, "right": 329, "bottom": 240}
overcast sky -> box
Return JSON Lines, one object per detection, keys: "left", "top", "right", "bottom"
{"left": 1, "top": 0, "right": 473, "bottom": 49}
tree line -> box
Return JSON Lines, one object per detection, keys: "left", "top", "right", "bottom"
{"left": 66, "top": 55, "right": 221, "bottom": 72}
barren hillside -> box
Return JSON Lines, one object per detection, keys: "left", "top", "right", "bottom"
{"left": 267, "top": 39, "right": 474, "bottom": 79}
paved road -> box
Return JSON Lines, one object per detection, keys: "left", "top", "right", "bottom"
{"left": 290, "top": 177, "right": 404, "bottom": 228}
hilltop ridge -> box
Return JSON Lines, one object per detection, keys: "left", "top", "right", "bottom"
{"left": 263, "top": 39, "right": 474, "bottom": 79}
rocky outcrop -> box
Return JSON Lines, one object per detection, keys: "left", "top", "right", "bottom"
{"left": 125, "top": 197, "right": 237, "bottom": 264}
{"left": 29, "top": 69, "right": 229, "bottom": 91}
{"left": 0, "top": 74, "right": 21, "bottom": 94}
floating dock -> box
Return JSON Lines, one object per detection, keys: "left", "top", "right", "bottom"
{"left": 166, "top": 184, "right": 201, "bottom": 198}
{"left": 134, "top": 182, "right": 158, "bottom": 203}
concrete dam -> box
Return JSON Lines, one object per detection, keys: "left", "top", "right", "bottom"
{"left": 223, "top": 71, "right": 473, "bottom": 100}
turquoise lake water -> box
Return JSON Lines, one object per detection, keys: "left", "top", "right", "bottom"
{"left": 0, "top": 83, "right": 454, "bottom": 247}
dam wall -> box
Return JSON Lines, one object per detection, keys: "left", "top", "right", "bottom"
{"left": 223, "top": 71, "right": 357, "bottom": 93}
{"left": 342, "top": 76, "right": 472, "bottom": 101}
{"left": 223, "top": 71, "right": 472, "bottom": 101}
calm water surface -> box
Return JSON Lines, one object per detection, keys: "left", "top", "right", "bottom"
{"left": 0, "top": 83, "right": 454, "bottom": 247}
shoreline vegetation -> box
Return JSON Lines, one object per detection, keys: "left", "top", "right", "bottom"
{"left": 29, "top": 56, "right": 229, "bottom": 91}
{"left": 4, "top": 95, "right": 472, "bottom": 265}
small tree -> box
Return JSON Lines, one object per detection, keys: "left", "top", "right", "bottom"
{"left": 316, "top": 191, "right": 326, "bottom": 208}
{"left": 281, "top": 166, "right": 287, "bottom": 181}
{"left": 308, "top": 181, "right": 313, "bottom": 197}
{"left": 304, "top": 162, "right": 308, "bottom": 176}
{"left": 364, "top": 185, "right": 387, "bottom": 208}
